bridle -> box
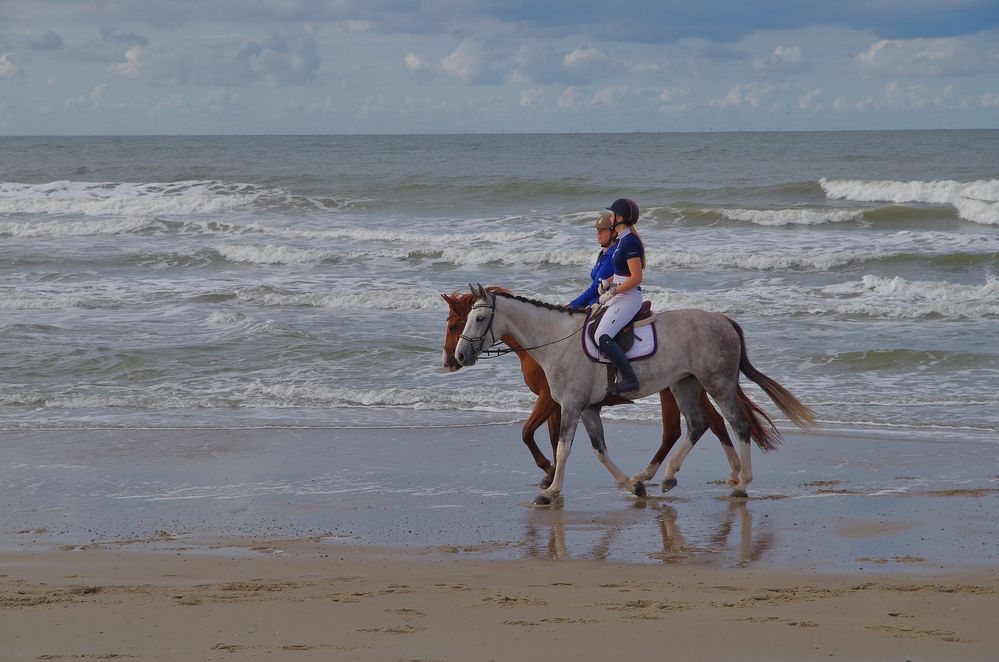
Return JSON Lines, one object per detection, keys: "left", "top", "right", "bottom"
{"left": 459, "top": 292, "right": 498, "bottom": 360}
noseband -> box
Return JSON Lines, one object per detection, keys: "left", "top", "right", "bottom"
{"left": 459, "top": 293, "right": 498, "bottom": 359}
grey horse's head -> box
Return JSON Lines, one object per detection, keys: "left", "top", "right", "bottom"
{"left": 454, "top": 284, "right": 494, "bottom": 367}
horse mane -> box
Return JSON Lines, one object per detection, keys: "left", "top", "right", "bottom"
{"left": 492, "top": 290, "right": 587, "bottom": 315}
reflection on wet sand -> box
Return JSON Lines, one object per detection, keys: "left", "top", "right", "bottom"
{"left": 520, "top": 500, "right": 775, "bottom": 566}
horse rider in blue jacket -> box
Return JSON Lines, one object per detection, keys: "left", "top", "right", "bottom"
{"left": 569, "top": 211, "right": 618, "bottom": 308}
{"left": 595, "top": 198, "right": 645, "bottom": 395}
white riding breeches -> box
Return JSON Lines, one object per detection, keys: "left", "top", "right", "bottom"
{"left": 594, "top": 275, "right": 642, "bottom": 342}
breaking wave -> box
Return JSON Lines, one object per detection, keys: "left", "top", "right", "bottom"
{"left": 718, "top": 207, "right": 864, "bottom": 226}
{"left": 820, "top": 178, "right": 999, "bottom": 225}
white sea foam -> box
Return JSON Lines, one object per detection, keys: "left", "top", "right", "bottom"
{"left": 238, "top": 223, "right": 539, "bottom": 246}
{"left": 643, "top": 274, "right": 999, "bottom": 319}
{"left": 719, "top": 207, "right": 864, "bottom": 226}
{"left": 0, "top": 216, "right": 160, "bottom": 237}
{"left": 0, "top": 294, "right": 92, "bottom": 310}
{"left": 214, "top": 244, "right": 337, "bottom": 265}
{"left": 234, "top": 288, "right": 445, "bottom": 310}
{"left": 820, "top": 178, "right": 999, "bottom": 225}
{"left": 205, "top": 310, "right": 247, "bottom": 328}
{"left": 0, "top": 180, "right": 261, "bottom": 217}
{"left": 824, "top": 274, "right": 999, "bottom": 318}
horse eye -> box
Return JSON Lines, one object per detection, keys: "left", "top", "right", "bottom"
{"left": 475, "top": 315, "right": 485, "bottom": 322}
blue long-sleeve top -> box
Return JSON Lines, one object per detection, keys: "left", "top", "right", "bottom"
{"left": 569, "top": 246, "right": 617, "bottom": 308}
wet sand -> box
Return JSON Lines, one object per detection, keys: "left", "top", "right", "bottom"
{"left": 1, "top": 422, "right": 998, "bottom": 659}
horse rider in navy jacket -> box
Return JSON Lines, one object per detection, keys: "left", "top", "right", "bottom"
{"left": 569, "top": 211, "right": 618, "bottom": 308}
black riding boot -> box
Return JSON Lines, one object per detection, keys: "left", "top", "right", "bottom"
{"left": 599, "top": 334, "right": 639, "bottom": 395}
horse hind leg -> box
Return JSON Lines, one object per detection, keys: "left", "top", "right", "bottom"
{"left": 580, "top": 406, "right": 646, "bottom": 498}
{"left": 700, "top": 389, "right": 741, "bottom": 485}
{"left": 661, "top": 377, "right": 710, "bottom": 493}
{"left": 704, "top": 384, "right": 753, "bottom": 498}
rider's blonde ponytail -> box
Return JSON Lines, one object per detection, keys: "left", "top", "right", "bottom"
{"left": 629, "top": 225, "right": 647, "bottom": 268}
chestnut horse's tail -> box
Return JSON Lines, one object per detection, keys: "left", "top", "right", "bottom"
{"left": 727, "top": 317, "right": 818, "bottom": 437}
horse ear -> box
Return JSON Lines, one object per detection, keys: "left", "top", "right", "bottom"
{"left": 476, "top": 283, "right": 486, "bottom": 298}
{"left": 468, "top": 283, "right": 477, "bottom": 297}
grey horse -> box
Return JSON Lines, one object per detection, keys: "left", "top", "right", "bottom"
{"left": 454, "top": 286, "right": 816, "bottom": 505}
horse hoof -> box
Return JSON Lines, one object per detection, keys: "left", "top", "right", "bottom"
{"left": 539, "top": 478, "right": 553, "bottom": 489}
{"left": 662, "top": 477, "right": 678, "bottom": 492}
{"left": 534, "top": 494, "right": 552, "bottom": 506}
{"left": 632, "top": 482, "right": 647, "bottom": 498}
{"left": 730, "top": 489, "right": 748, "bottom": 499}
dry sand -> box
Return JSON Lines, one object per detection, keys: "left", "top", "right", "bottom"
{"left": 1, "top": 540, "right": 997, "bottom": 661}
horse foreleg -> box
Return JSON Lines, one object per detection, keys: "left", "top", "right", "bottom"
{"left": 581, "top": 406, "right": 646, "bottom": 497}
{"left": 535, "top": 403, "right": 582, "bottom": 505}
{"left": 700, "top": 389, "right": 741, "bottom": 485}
{"left": 632, "top": 388, "right": 681, "bottom": 483}
{"left": 662, "top": 377, "right": 710, "bottom": 493}
{"left": 521, "top": 393, "right": 559, "bottom": 487}
{"left": 543, "top": 403, "right": 562, "bottom": 487}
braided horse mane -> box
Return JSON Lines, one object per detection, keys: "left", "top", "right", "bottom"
{"left": 490, "top": 290, "right": 588, "bottom": 315}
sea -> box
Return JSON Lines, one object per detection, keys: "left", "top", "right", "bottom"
{"left": 2, "top": 131, "right": 998, "bottom": 444}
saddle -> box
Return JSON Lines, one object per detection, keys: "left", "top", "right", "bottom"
{"left": 586, "top": 300, "right": 654, "bottom": 353}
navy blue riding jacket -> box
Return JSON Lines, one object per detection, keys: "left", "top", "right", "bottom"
{"left": 612, "top": 231, "right": 644, "bottom": 279}
{"left": 569, "top": 247, "right": 616, "bottom": 308}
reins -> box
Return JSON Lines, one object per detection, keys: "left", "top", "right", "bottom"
{"left": 466, "top": 292, "right": 593, "bottom": 360}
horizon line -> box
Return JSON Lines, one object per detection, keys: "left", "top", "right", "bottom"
{"left": 2, "top": 127, "right": 997, "bottom": 139}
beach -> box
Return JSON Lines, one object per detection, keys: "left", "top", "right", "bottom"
{"left": 2, "top": 132, "right": 997, "bottom": 659}
{"left": 2, "top": 422, "right": 997, "bottom": 660}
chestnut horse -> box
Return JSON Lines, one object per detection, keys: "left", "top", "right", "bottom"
{"left": 441, "top": 287, "right": 741, "bottom": 488}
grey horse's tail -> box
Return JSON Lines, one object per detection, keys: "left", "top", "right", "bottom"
{"left": 727, "top": 317, "right": 818, "bottom": 432}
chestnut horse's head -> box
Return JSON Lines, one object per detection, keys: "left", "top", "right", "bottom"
{"left": 440, "top": 286, "right": 509, "bottom": 372}
{"left": 440, "top": 291, "right": 475, "bottom": 372}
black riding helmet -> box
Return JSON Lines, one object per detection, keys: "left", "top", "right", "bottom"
{"left": 607, "top": 198, "right": 639, "bottom": 225}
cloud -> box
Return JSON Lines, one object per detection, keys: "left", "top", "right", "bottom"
{"left": 28, "top": 29, "right": 63, "bottom": 50}
{"left": 591, "top": 85, "right": 627, "bottom": 106}
{"left": 798, "top": 88, "right": 822, "bottom": 109}
{"left": 883, "top": 81, "right": 949, "bottom": 109}
{"left": 357, "top": 94, "right": 385, "bottom": 117}
{"left": 519, "top": 87, "right": 543, "bottom": 106}
{"left": 857, "top": 33, "right": 999, "bottom": 76}
{"left": 715, "top": 82, "right": 778, "bottom": 108}
{"left": 198, "top": 88, "right": 239, "bottom": 112}
{"left": 754, "top": 45, "right": 803, "bottom": 72}
{"left": 403, "top": 52, "right": 428, "bottom": 71}
{"left": 514, "top": 42, "right": 617, "bottom": 84}
{"left": 559, "top": 86, "right": 579, "bottom": 108}
{"left": 64, "top": 83, "right": 108, "bottom": 110}
{"left": 982, "top": 92, "right": 999, "bottom": 107}
{"left": 112, "top": 31, "right": 322, "bottom": 87}
{"left": 439, "top": 38, "right": 499, "bottom": 84}
{"left": 100, "top": 27, "right": 149, "bottom": 47}
{"left": 563, "top": 45, "right": 605, "bottom": 68}
{"left": 658, "top": 86, "right": 690, "bottom": 112}
{"left": 0, "top": 53, "right": 22, "bottom": 79}
{"left": 147, "top": 94, "right": 185, "bottom": 116}
{"left": 340, "top": 20, "right": 375, "bottom": 34}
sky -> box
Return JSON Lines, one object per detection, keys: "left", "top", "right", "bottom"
{"left": 1, "top": 1, "right": 998, "bottom": 135}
